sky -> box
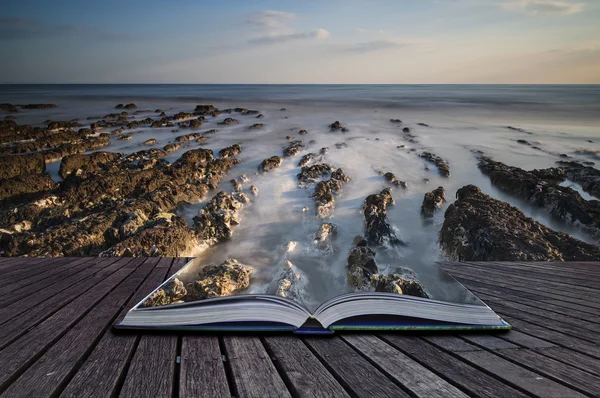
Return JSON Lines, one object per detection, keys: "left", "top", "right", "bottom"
{"left": 1, "top": 0, "right": 599, "bottom": 84}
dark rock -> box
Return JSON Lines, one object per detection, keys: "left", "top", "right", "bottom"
{"left": 372, "top": 273, "right": 428, "bottom": 297}
{"left": 0, "top": 173, "right": 55, "bottom": 207}
{"left": 347, "top": 245, "right": 378, "bottom": 290}
{"left": 286, "top": 135, "right": 293, "bottom": 140}
{"left": 115, "top": 104, "right": 124, "bottom": 109}
{"left": 184, "top": 259, "right": 252, "bottom": 300}
{"left": 193, "top": 191, "right": 249, "bottom": 244}
{"left": 47, "top": 120, "right": 80, "bottom": 130}
{"left": 440, "top": 185, "right": 600, "bottom": 261}
{"left": 173, "top": 112, "right": 194, "bottom": 121}
{"left": 280, "top": 108, "right": 287, "bottom": 111}
{"left": 313, "top": 169, "right": 349, "bottom": 218}
{"left": 194, "top": 105, "right": 216, "bottom": 115}
{"left": 320, "top": 147, "right": 329, "bottom": 155}
{"left": 559, "top": 154, "right": 569, "bottom": 158}
{"left": 363, "top": 188, "right": 403, "bottom": 246}
{"left": 189, "top": 119, "right": 202, "bottom": 128}
{"left": 0, "top": 153, "right": 46, "bottom": 179}
{"left": 59, "top": 151, "right": 122, "bottom": 179}
{"left": 421, "top": 186, "right": 446, "bottom": 218}
{"left": 249, "top": 123, "right": 264, "bottom": 129}
{"left": 21, "top": 104, "right": 57, "bottom": 109}
{"left": 417, "top": 123, "right": 430, "bottom": 127}
{"left": 141, "top": 277, "right": 187, "bottom": 307}
{"left": 124, "top": 103, "right": 137, "bottom": 110}
{"left": 297, "top": 153, "right": 320, "bottom": 168}
{"left": 299, "top": 130, "right": 307, "bottom": 135}
{"left": 218, "top": 144, "right": 242, "bottom": 158}
{"left": 204, "top": 129, "right": 217, "bottom": 135}
{"left": 335, "top": 143, "right": 347, "bottom": 149}
{"left": 329, "top": 121, "right": 343, "bottom": 131}
{"left": 297, "top": 163, "right": 334, "bottom": 184}
{"left": 143, "top": 138, "right": 157, "bottom": 145}
{"left": 218, "top": 118, "right": 238, "bottom": 126}
{"left": 0, "top": 104, "right": 18, "bottom": 112}
{"left": 517, "top": 139, "right": 529, "bottom": 145}
{"left": 505, "top": 126, "right": 532, "bottom": 134}
{"left": 402, "top": 127, "right": 410, "bottom": 133}
{"left": 163, "top": 143, "right": 181, "bottom": 153}
{"left": 557, "top": 161, "right": 600, "bottom": 199}
{"left": 259, "top": 156, "right": 282, "bottom": 172}
{"left": 117, "top": 134, "right": 132, "bottom": 140}
{"left": 175, "top": 133, "right": 203, "bottom": 143}
{"left": 419, "top": 152, "right": 450, "bottom": 177}
{"left": 283, "top": 140, "right": 304, "bottom": 157}
{"left": 256, "top": 114, "right": 264, "bottom": 119}
{"left": 390, "top": 119, "right": 402, "bottom": 123}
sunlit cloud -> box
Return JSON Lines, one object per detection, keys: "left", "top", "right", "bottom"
{"left": 343, "top": 40, "right": 407, "bottom": 53}
{"left": 501, "top": 0, "right": 585, "bottom": 15}
{"left": 246, "top": 10, "right": 329, "bottom": 45}
{"left": 249, "top": 28, "right": 330, "bottom": 45}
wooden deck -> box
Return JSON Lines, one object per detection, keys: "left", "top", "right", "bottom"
{"left": 0, "top": 258, "right": 598, "bottom": 398}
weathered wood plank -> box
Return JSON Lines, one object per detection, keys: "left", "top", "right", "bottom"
{"left": 342, "top": 334, "right": 469, "bottom": 398}
{"left": 456, "top": 350, "right": 587, "bottom": 398}
{"left": 0, "top": 257, "right": 119, "bottom": 328}
{"left": 59, "top": 258, "right": 167, "bottom": 398}
{"left": 456, "top": 334, "right": 520, "bottom": 351}
{"left": 496, "top": 348, "right": 600, "bottom": 396}
{"left": 0, "top": 257, "right": 138, "bottom": 392}
{"left": 119, "top": 335, "right": 178, "bottom": 398}
{"left": 499, "top": 315, "right": 600, "bottom": 359}
{"left": 485, "top": 261, "right": 600, "bottom": 282}
{"left": 0, "top": 257, "right": 153, "bottom": 398}
{"left": 119, "top": 258, "right": 177, "bottom": 398}
{"left": 541, "top": 298, "right": 600, "bottom": 315}
{"left": 263, "top": 336, "right": 349, "bottom": 398}
{"left": 0, "top": 257, "right": 72, "bottom": 286}
{"left": 223, "top": 336, "right": 291, "bottom": 398}
{"left": 420, "top": 335, "right": 482, "bottom": 352}
{"left": 496, "top": 330, "right": 556, "bottom": 349}
{"left": 0, "top": 257, "right": 122, "bottom": 350}
{"left": 304, "top": 337, "right": 410, "bottom": 397}
{"left": 0, "top": 257, "right": 46, "bottom": 272}
{"left": 534, "top": 347, "right": 600, "bottom": 377}
{"left": 179, "top": 336, "right": 230, "bottom": 398}
{"left": 0, "top": 257, "right": 99, "bottom": 307}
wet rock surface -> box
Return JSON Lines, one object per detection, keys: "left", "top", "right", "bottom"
{"left": 382, "top": 172, "right": 407, "bottom": 188}
{"left": 312, "top": 168, "right": 349, "bottom": 218}
{"left": 218, "top": 144, "right": 242, "bottom": 158}
{"left": 283, "top": 140, "right": 304, "bottom": 157}
{"left": 193, "top": 191, "right": 250, "bottom": 244}
{"left": 59, "top": 151, "right": 122, "bottom": 179}
{"left": 184, "top": 259, "right": 252, "bottom": 301}
{"left": 297, "top": 163, "right": 334, "bottom": 185}
{"left": 440, "top": 185, "right": 600, "bottom": 261}
{"left": 419, "top": 152, "right": 450, "bottom": 177}
{"left": 0, "top": 153, "right": 46, "bottom": 179}
{"left": 269, "top": 260, "right": 307, "bottom": 301}
{"left": 557, "top": 161, "right": 600, "bottom": 199}
{"left": 479, "top": 157, "right": 600, "bottom": 238}
{"left": 421, "top": 186, "right": 446, "bottom": 218}
{"left": 363, "top": 188, "right": 403, "bottom": 246}
{"left": 259, "top": 156, "right": 282, "bottom": 172}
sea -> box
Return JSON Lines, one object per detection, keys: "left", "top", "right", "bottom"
{"left": 2, "top": 84, "right": 599, "bottom": 307}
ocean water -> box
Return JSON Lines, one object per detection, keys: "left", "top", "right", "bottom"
{"left": 2, "top": 84, "right": 599, "bottom": 307}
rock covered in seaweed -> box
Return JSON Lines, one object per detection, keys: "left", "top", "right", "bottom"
{"left": 363, "top": 188, "right": 403, "bottom": 246}
{"left": 440, "top": 185, "right": 600, "bottom": 261}
{"left": 185, "top": 259, "right": 252, "bottom": 300}
{"left": 347, "top": 243, "right": 378, "bottom": 291}
{"left": 259, "top": 156, "right": 283, "bottom": 172}
{"left": 421, "top": 186, "right": 446, "bottom": 218}
{"left": 312, "top": 168, "right": 349, "bottom": 218}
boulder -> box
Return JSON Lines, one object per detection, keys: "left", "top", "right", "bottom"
{"left": 143, "top": 138, "right": 157, "bottom": 145}
{"left": 194, "top": 105, "right": 216, "bottom": 115}
{"left": 248, "top": 123, "right": 264, "bottom": 129}
{"left": 0, "top": 153, "right": 45, "bottom": 179}
{"left": 0, "top": 173, "right": 55, "bottom": 207}
{"left": 347, "top": 244, "right": 378, "bottom": 291}
{"left": 59, "top": 151, "right": 122, "bottom": 179}
{"left": 363, "top": 188, "right": 404, "bottom": 246}
{"left": 218, "top": 118, "right": 238, "bottom": 126}
{"left": 163, "top": 143, "right": 181, "bottom": 153}
{"left": 313, "top": 168, "right": 349, "bottom": 218}
{"left": 440, "top": 185, "right": 600, "bottom": 261}
{"left": 218, "top": 144, "right": 242, "bottom": 158}
{"left": 283, "top": 140, "right": 304, "bottom": 157}
{"left": 124, "top": 103, "right": 137, "bottom": 110}
{"left": 297, "top": 153, "right": 320, "bottom": 167}
{"left": 193, "top": 191, "right": 249, "bottom": 244}
{"left": 297, "top": 163, "right": 333, "bottom": 184}
{"left": 372, "top": 273, "right": 428, "bottom": 298}
{"left": 0, "top": 104, "right": 18, "bottom": 112}
{"left": 421, "top": 186, "right": 446, "bottom": 218}
{"left": 419, "top": 152, "right": 450, "bottom": 177}
{"left": 184, "top": 259, "right": 252, "bottom": 300}
{"left": 259, "top": 156, "right": 282, "bottom": 172}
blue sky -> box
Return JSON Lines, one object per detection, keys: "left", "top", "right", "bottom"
{"left": 1, "top": 0, "right": 599, "bottom": 83}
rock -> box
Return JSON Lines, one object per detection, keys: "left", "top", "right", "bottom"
{"left": 506, "top": 126, "right": 532, "bottom": 134}
{"left": 0, "top": 104, "right": 19, "bottom": 112}
{"left": 297, "top": 153, "right": 321, "bottom": 168}
{"left": 557, "top": 161, "right": 600, "bottom": 199}
{"left": 0, "top": 173, "right": 55, "bottom": 207}
{"left": 115, "top": 104, "right": 124, "bottom": 109}
{"left": 163, "top": 143, "right": 181, "bottom": 153}
{"left": 0, "top": 153, "right": 45, "bottom": 179}
{"left": 173, "top": 112, "right": 194, "bottom": 121}
{"left": 440, "top": 185, "right": 600, "bottom": 261}
{"left": 20, "top": 104, "right": 56, "bottom": 109}
{"left": 372, "top": 273, "right": 428, "bottom": 297}
{"left": 363, "top": 188, "right": 403, "bottom": 246}
{"left": 283, "top": 140, "right": 304, "bottom": 157}
{"left": 175, "top": 132, "right": 203, "bottom": 143}
{"left": 320, "top": 147, "right": 329, "bottom": 155}
{"left": 280, "top": 108, "right": 287, "bottom": 111}
{"left": 193, "top": 191, "right": 249, "bottom": 244}
{"left": 259, "top": 156, "right": 282, "bottom": 172}
{"left": 312, "top": 168, "right": 349, "bottom": 218}
{"left": 334, "top": 143, "right": 347, "bottom": 149}
{"left": 250, "top": 185, "right": 259, "bottom": 196}
{"left": 230, "top": 178, "right": 242, "bottom": 191}
{"left": 4, "top": 116, "right": 16, "bottom": 120}
{"left": 517, "top": 139, "right": 529, "bottom": 145}
{"left": 417, "top": 123, "right": 430, "bottom": 127}
{"left": 286, "top": 135, "right": 293, "bottom": 140}
{"left": 299, "top": 129, "right": 307, "bottom": 135}
{"left": 218, "top": 118, "right": 238, "bottom": 126}
{"left": 143, "top": 138, "right": 157, "bottom": 145}
{"left": 248, "top": 123, "right": 264, "bottom": 129}
{"left": 329, "top": 121, "right": 343, "bottom": 131}
{"left": 314, "top": 223, "right": 337, "bottom": 253}
{"left": 402, "top": 127, "right": 410, "bottom": 133}
{"left": 390, "top": 119, "right": 402, "bottom": 123}
{"left": 269, "top": 260, "right": 307, "bottom": 302}
{"left": 421, "top": 186, "right": 446, "bottom": 218}
{"left": 194, "top": 105, "right": 216, "bottom": 115}
{"left": 479, "top": 157, "right": 600, "bottom": 238}
{"left": 189, "top": 119, "right": 202, "bottom": 128}
{"left": 218, "top": 144, "right": 242, "bottom": 158}
{"left": 256, "top": 114, "right": 264, "bottom": 119}
{"left": 59, "top": 151, "right": 122, "bottom": 179}
{"left": 184, "top": 259, "right": 252, "bottom": 300}
{"left": 124, "top": 103, "right": 137, "bottom": 110}
{"left": 419, "top": 152, "right": 450, "bottom": 177}
{"left": 347, "top": 244, "right": 378, "bottom": 291}
{"left": 141, "top": 277, "right": 187, "bottom": 307}
{"left": 47, "top": 120, "right": 80, "bottom": 130}
{"left": 117, "top": 134, "right": 132, "bottom": 140}
{"left": 559, "top": 154, "right": 569, "bottom": 158}
{"left": 204, "top": 129, "right": 217, "bottom": 135}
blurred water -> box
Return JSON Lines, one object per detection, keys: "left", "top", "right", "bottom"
{"left": 2, "top": 84, "right": 599, "bottom": 307}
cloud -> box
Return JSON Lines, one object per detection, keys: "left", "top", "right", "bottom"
{"left": 0, "top": 18, "right": 137, "bottom": 40}
{"left": 246, "top": 10, "right": 329, "bottom": 45}
{"left": 247, "top": 10, "right": 295, "bottom": 35}
{"left": 501, "top": 0, "right": 585, "bottom": 15}
{"left": 343, "top": 40, "right": 407, "bottom": 53}
{"left": 249, "top": 29, "right": 330, "bottom": 45}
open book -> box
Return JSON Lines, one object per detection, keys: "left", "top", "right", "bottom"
{"left": 116, "top": 259, "right": 510, "bottom": 334}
